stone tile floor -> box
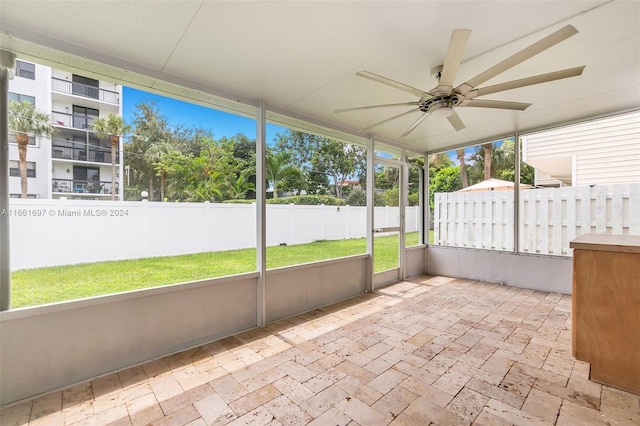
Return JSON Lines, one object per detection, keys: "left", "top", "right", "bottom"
{"left": 2, "top": 275, "right": 639, "bottom": 425}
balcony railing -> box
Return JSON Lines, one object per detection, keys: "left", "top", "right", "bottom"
{"left": 52, "top": 144, "right": 119, "bottom": 164}
{"left": 51, "top": 77, "right": 120, "bottom": 104}
{"left": 51, "top": 111, "right": 96, "bottom": 130}
{"left": 52, "top": 178, "right": 118, "bottom": 195}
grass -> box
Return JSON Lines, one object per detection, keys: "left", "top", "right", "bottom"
{"left": 10, "top": 231, "right": 429, "bottom": 308}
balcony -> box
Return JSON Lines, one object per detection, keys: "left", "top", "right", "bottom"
{"left": 51, "top": 77, "right": 120, "bottom": 104}
{"left": 52, "top": 178, "right": 118, "bottom": 195}
{"left": 51, "top": 110, "right": 96, "bottom": 130}
{"left": 51, "top": 143, "right": 119, "bottom": 164}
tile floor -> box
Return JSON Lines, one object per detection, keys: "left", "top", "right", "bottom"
{"left": 1, "top": 275, "right": 639, "bottom": 425}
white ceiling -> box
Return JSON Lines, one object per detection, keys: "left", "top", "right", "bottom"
{"left": 1, "top": 1, "right": 639, "bottom": 154}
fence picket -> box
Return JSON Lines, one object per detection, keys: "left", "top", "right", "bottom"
{"left": 552, "top": 189, "right": 563, "bottom": 255}
{"left": 539, "top": 189, "right": 549, "bottom": 254}
{"left": 528, "top": 189, "right": 537, "bottom": 253}
{"left": 434, "top": 193, "right": 442, "bottom": 244}
{"left": 594, "top": 186, "right": 607, "bottom": 233}
{"left": 494, "top": 193, "right": 503, "bottom": 250}
{"left": 578, "top": 186, "right": 591, "bottom": 238}
{"left": 565, "top": 188, "right": 576, "bottom": 256}
{"left": 467, "top": 192, "right": 484, "bottom": 248}
{"left": 612, "top": 185, "right": 624, "bottom": 234}
{"left": 504, "top": 192, "right": 514, "bottom": 251}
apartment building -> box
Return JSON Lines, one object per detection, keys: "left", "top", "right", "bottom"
{"left": 8, "top": 59, "right": 123, "bottom": 199}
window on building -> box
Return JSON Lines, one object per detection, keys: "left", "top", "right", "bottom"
{"left": 15, "top": 60, "right": 35, "bottom": 79}
{"left": 72, "top": 74, "right": 100, "bottom": 99}
{"left": 8, "top": 133, "right": 36, "bottom": 146}
{"left": 9, "top": 160, "right": 36, "bottom": 178}
{"left": 8, "top": 92, "right": 35, "bottom": 105}
{"left": 72, "top": 105, "right": 99, "bottom": 129}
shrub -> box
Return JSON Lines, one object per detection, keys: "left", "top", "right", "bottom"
{"left": 267, "top": 194, "right": 346, "bottom": 205}
{"left": 223, "top": 199, "right": 255, "bottom": 204}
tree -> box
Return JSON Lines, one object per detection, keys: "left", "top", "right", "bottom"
{"left": 429, "top": 166, "right": 461, "bottom": 211}
{"left": 482, "top": 143, "right": 493, "bottom": 180}
{"left": 468, "top": 141, "right": 510, "bottom": 185}
{"left": 492, "top": 139, "right": 535, "bottom": 185}
{"left": 456, "top": 149, "right": 469, "bottom": 188}
{"left": 228, "top": 175, "right": 256, "bottom": 200}
{"left": 275, "top": 130, "right": 365, "bottom": 198}
{"left": 311, "top": 141, "right": 365, "bottom": 199}
{"left": 126, "top": 102, "right": 172, "bottom": 200}
{"left": 145, "top": 142, "right": 180, "bottom": 201}
{"left": 8, "top": 101, "right": 55, "bottom": 198}
{"left": 93, "top": 113, "right": 130, "bottom": 200}
{"left": 428, "top": 152, "right": 449, "bottom": 167}
{"left": 266, "top": 151, "right": 301, "bottom": 198}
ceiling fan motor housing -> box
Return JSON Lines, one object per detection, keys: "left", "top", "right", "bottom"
{"left": 419, "top": 94, "right": 461, "bottom": 113}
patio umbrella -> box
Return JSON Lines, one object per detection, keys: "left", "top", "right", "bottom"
{"left": 457, "top": 178, "right": 534, "bottom": 192}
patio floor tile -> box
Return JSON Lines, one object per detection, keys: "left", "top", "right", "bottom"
{"left": 3, "top": 275, "right": 639, "bottom": 425}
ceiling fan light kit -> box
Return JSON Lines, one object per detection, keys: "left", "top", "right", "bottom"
{"left": 430, "top": 102, "right": 455, "bottom": 119}
{"left": 335, "top": 25, "right": 585, "bottom": 136}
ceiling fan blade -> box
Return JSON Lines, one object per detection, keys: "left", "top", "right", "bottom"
{"left": 465, "top": 66, "right": 585, "bottom": 99}
{"left": 457, "top": 24, "right": 578, "bottom": 94}
{"left": 356, "top": 71, "right": 429, "bottom": 97}
{"left": 402, "top": 111, "right": 430, "bottom": 137}
{"left": 438, "top": 29, "right": 471, "bottom": 91}
{"left": 447, "top": 110, "right": 465, "bottom": 131}
{"left": 334, "top": 102, "right": 420, "bottom": 113}
{"left": 460, "top": 99, "right": 531, "bottom": 110}
{"left": 362, "top": 108, "right": 420, "bottom": 131}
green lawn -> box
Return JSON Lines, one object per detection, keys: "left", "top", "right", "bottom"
{"left": 10, "top": 231, "right": 429, "bottom": 308}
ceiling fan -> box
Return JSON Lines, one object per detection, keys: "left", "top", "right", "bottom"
{"left": 335, "top": 24, "right": 585, "bottom": 136}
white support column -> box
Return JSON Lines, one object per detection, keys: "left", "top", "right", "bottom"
{"left": 256, "top": 100, "right": 267, "bottom": 326}
{"left": 0, "top": 50, "right": 15, "bottom": 311}
{"left": 399, "top": 150, "right": 408, "bottom": 279}
{"left": 366, "top": 137, "right": 374, "bottom": 292}
{"left": 424, "top": 154, "right": 430, "bottom": 241}
{"left": 514, "top": 133, "right": 521, "bottom": 254}
{"left": 423, "top": 153, "right": 429, "bottom": 273}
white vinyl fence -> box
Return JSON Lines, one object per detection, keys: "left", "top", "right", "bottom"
{"left": 434, "top": 183, "right": 640, "bottom": 256}
{"left": 6, "top": 200, "right": 419, "bottom": 271}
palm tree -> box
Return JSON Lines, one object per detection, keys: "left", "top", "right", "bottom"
{"left": 266, "top": 152, "right": 300, "bottom": 199}
{"left": 428, "top": 152, "right": 449, "bottom": 167}
{"left": 229, "top": 175, "right": 256, "bottom": 200}
{"left": 92, "top": 113, "right": 130, "bottom": 200}
{"left": 482, "top": 143, "right": 493, "bottom": 180}
{"left": 456, "top": 149, "right": 469, "bottom": 188}
{"left": 8, "top": 101, "right": 56, "bottom": 198}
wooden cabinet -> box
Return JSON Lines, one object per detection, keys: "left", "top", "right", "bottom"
{"left": 570, "top": 234, "right": 640, "bottom": 395}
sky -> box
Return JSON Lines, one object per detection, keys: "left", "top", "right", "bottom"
{"left": 122, "top": 86, "right": 286, "bottom": 144}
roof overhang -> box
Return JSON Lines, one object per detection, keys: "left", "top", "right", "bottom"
{"left": 1, "top": 1, "right": 638, "bottom": 154}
